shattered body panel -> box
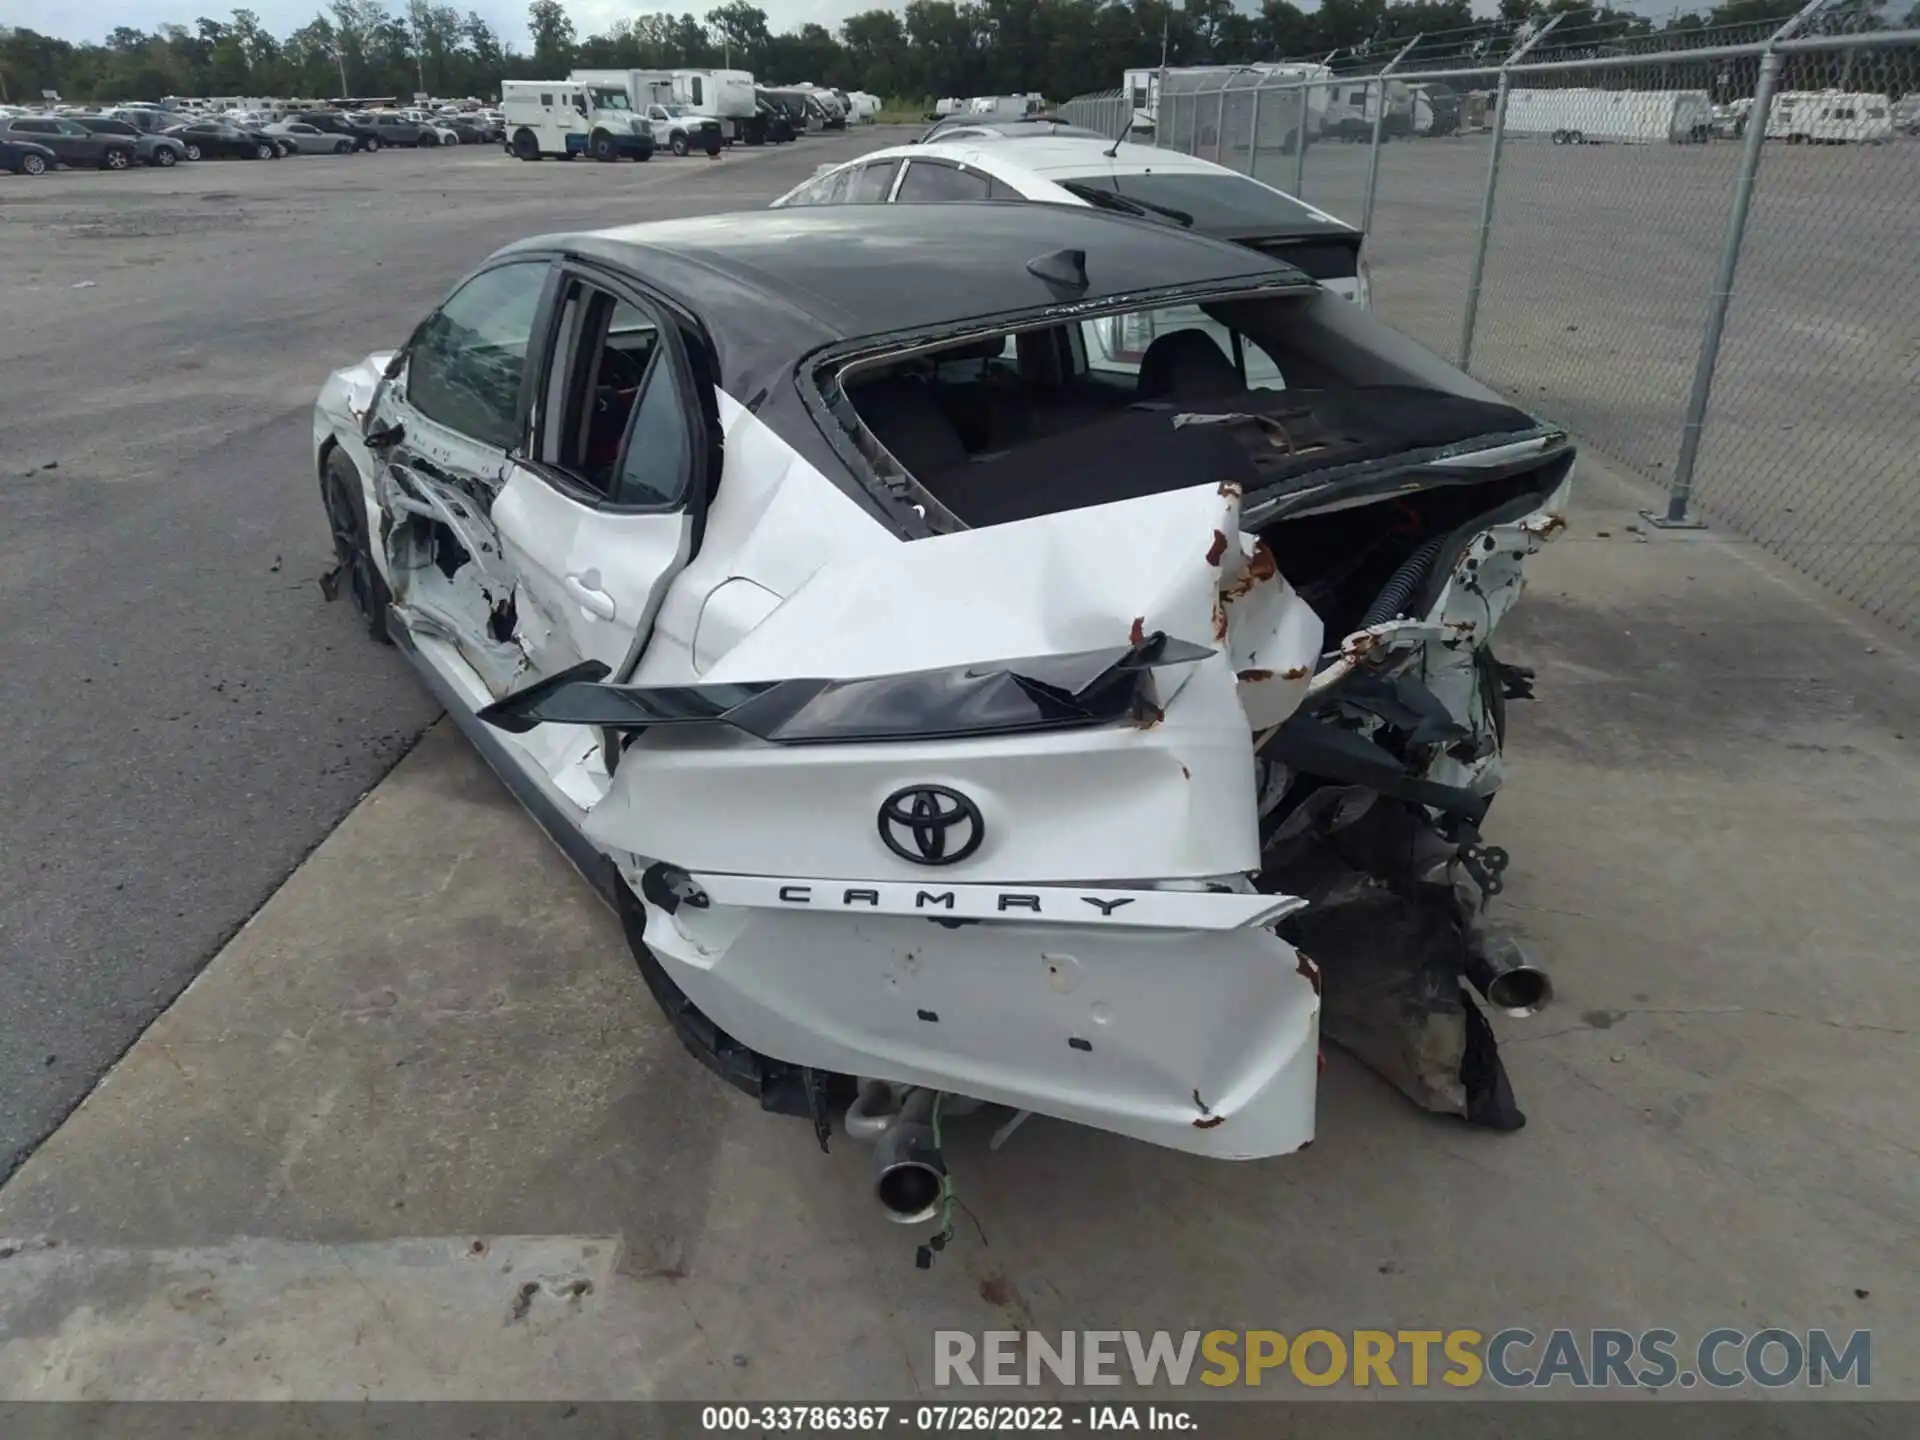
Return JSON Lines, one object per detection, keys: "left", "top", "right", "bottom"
{"left": 311, "top": 206, "right": 1573, "bottom": 1168}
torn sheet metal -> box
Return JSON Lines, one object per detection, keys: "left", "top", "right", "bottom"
{"left": 479, "top": 635, "right": 1214, "bottom": 743}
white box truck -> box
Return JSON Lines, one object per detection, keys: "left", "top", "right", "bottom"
{"left": 670, "top": 69, "right": 758, "bottom": 143}
{"left": 500, "top": 80, "right": 654, "bottom": 161}
{"left": 1505, "top": 87, "right": 1713, "bottom": 144}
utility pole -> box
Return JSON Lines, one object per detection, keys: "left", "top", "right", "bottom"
{"left": 1156, "top": 8, "right": 1169, "bottom": 133}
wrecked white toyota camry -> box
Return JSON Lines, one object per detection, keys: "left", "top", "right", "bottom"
{"left": 314, "top": 203, "right": 1570, "bottom": 1234}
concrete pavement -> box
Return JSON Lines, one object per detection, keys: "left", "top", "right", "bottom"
{"left": 2, "top": 453, "right": 1914, "bottom": 1407}
{"left": 0, "top": 129, "right": 908, "bottom": 1181}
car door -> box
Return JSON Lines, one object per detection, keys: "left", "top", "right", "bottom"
{"left": 55, "top": 119, "right": 104, "bottom": 163}
{"left": 14, "top": 119, "right": 76, "bottom": 164}
{"left": 361, "top": 256, "right": 558, "bottom": 698}
{"left": 488, "top": 262, "right": 712, "bottom": 684}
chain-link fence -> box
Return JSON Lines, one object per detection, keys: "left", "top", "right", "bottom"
{"left": 1062, "top": 9, "right": 1920, "bottom": 632}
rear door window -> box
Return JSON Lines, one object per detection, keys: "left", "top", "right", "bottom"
{"left": 847, "top": 159, "right": 900, "bottom": 202}
{"left": 895, "top": 159, "right": 992, "bottom": 202}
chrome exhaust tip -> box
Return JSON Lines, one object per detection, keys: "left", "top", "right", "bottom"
{"left": 1464, "top": 932, "right": 1553, "bottom": 1018}
{"left": 873, "top": 1121, "right": 946, "bottom": 1225}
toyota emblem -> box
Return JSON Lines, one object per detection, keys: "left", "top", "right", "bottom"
{"left": 877, "top": 785, "right": 984, "bottom": 866}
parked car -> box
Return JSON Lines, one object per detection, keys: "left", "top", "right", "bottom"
{"left": 775, "top": 133, "right": 1373, "bottom": 305}
{"left": 71, "top": 115, "right": 190, "bottom": 167}
{"left": 289, "top": 111, "right": 384, "bottom": 151}
{"left": 362, "top": 112, "right": 444, "bottom": 147}
{"left": 437, "top": 116, "right": 486, "bottom": 145}
{"left": 263, "top": 121, "right": 356, "bottom": 155}
{"left": 312, "top": 203, "right": 1570, "bottom": 1216}
{"left": 915, "top": 114, "right": 1108, "bottom": 144}
{"left": 0, "top": 115, "right": 139, "bottom": 170}
{"left": 161, "top": 120, "right": 281, "bottom": 161}
{"left": 0, "top": 136, "right": 57, "bottom": 174}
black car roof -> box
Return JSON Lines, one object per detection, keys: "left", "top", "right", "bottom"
{"left": 511, "top": 203, "right": 1307, "bottom": 387}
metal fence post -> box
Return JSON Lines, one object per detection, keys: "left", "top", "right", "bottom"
{"left": 1362, "top": 35, "right": 1423, "bottom": 240}
{"left": 1460, "top": 15, "right": 1563, "bottom": 370}
{"left": 1215, "top": 85, "right": 1228, "bottom": 166}
{"left": 1653, "top": 0, "right": 1830, "bottom": 528}
{"left": 1246, "top": 85, "right": 1263, "bottom": 176}
{"left": 1292, "top": 84, "right": 1310, "bottom": 195}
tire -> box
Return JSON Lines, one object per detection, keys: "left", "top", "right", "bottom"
{"left": 670, "top": 132, "right": 690, "bottom": 157}
{"left": 255, "top": 142, "right": 275, "bottom": 160}
{"left": 513, "top": 129, "right": 541, "bottom": 161}
{"left": 184, "top": 143, "right": 203, "bottom": 162}
{"left": 20, "top": 151, "right": 47, "bottom": 176}
{"left": 420, "top": 132, "right": 439, "bottom": 147}
{"left": 592, "top": 129, "right": 616, "bottom": 162}
{"left": 153, "top": 147, "right": 178, "bottom": 167}
{"left": 320, "top": 448, "right": 392, "bottom": 646}
{"left": 336, "top": 140, "right": 353, "bottom": 154}
{"left": 363, "top": 135, "right": 381, "bottom": 153}
{"left": 635, "top": 147, "right": 651, "bottom": 163}
{"left": 103, "top": 148, "right": 132, "bottom": 170}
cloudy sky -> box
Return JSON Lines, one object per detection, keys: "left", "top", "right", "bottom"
{"left": 4, "top": 0, "right": 1531, "bottom": 48}
{"left": 11, "top": 0, "right": 925, "bottom": 46}
{"left": 17, "top": 0, "right": 1313, "bottom": 48}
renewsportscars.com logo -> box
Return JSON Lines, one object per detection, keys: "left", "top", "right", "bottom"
{"left": 933, "top": 1328, "right": 1872, "bottom": 1390}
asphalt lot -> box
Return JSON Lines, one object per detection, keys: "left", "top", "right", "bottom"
{"left": 0, "top": 130, "right": 907, "bottom": 1181}
{"left": 1259, "top": 133, "right": 1920, "bottom": 631}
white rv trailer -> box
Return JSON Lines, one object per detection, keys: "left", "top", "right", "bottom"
{"left": 1149, "top": 64, "right": 1335, "bottom": 160}
{"left": 1320, "top": 77, "right": 1416, "bottom": 140}
{"left": 1766, "top": 90, "right": 1895, "bottom": 143}
{"left": 1504, "top": 87, "right": 1713, "bottom": 144}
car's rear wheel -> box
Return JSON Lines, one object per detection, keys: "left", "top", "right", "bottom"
{"left": 320, "top": 449, "right": 391, "bottom": 645}
{"left": 363, "top": 135, "right": 381, "bottom": 153}
{"left": 21, "top": 152, "right": 47, "bottom": 175}
{"left": 103, "top": 148, "right": 132, "bottom": 170}
{"left": 182, "top": 142, "right": 203, "bottom": 161}
{"left": 513, "top": 128, "right": 541, "bottom": 161}
{"left": 420, "top": 131, "right": 439, "bottom": 147}
{"left": 254, "top": 142, "right": 275, "bottom": 160}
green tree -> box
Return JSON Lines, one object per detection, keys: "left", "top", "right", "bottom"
{"left": 527, "top": 0, "right": 575, "bottom": 73}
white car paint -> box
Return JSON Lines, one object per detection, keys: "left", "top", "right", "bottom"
{"left": 312, "top": 224, "right": 1569, "bottom": 1163}
{"left": 772, "top": 134, "right": 1370, "bottom": 305}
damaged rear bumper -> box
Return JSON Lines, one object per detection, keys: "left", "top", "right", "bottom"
{"left": 623, "top": 865, "right": 1321, "bottom": 1159}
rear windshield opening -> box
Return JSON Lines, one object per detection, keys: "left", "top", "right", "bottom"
{"left": 835, "top": 291, "right": 1541, "bottom": 535}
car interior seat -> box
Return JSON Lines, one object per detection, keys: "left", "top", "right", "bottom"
{"left": 1135, "top": 329, "right": 1244, "bottom": 402}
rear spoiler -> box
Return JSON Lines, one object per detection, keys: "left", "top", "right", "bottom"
{"left": 1227, "top": 231, "right": 1363, "bottom": 284}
